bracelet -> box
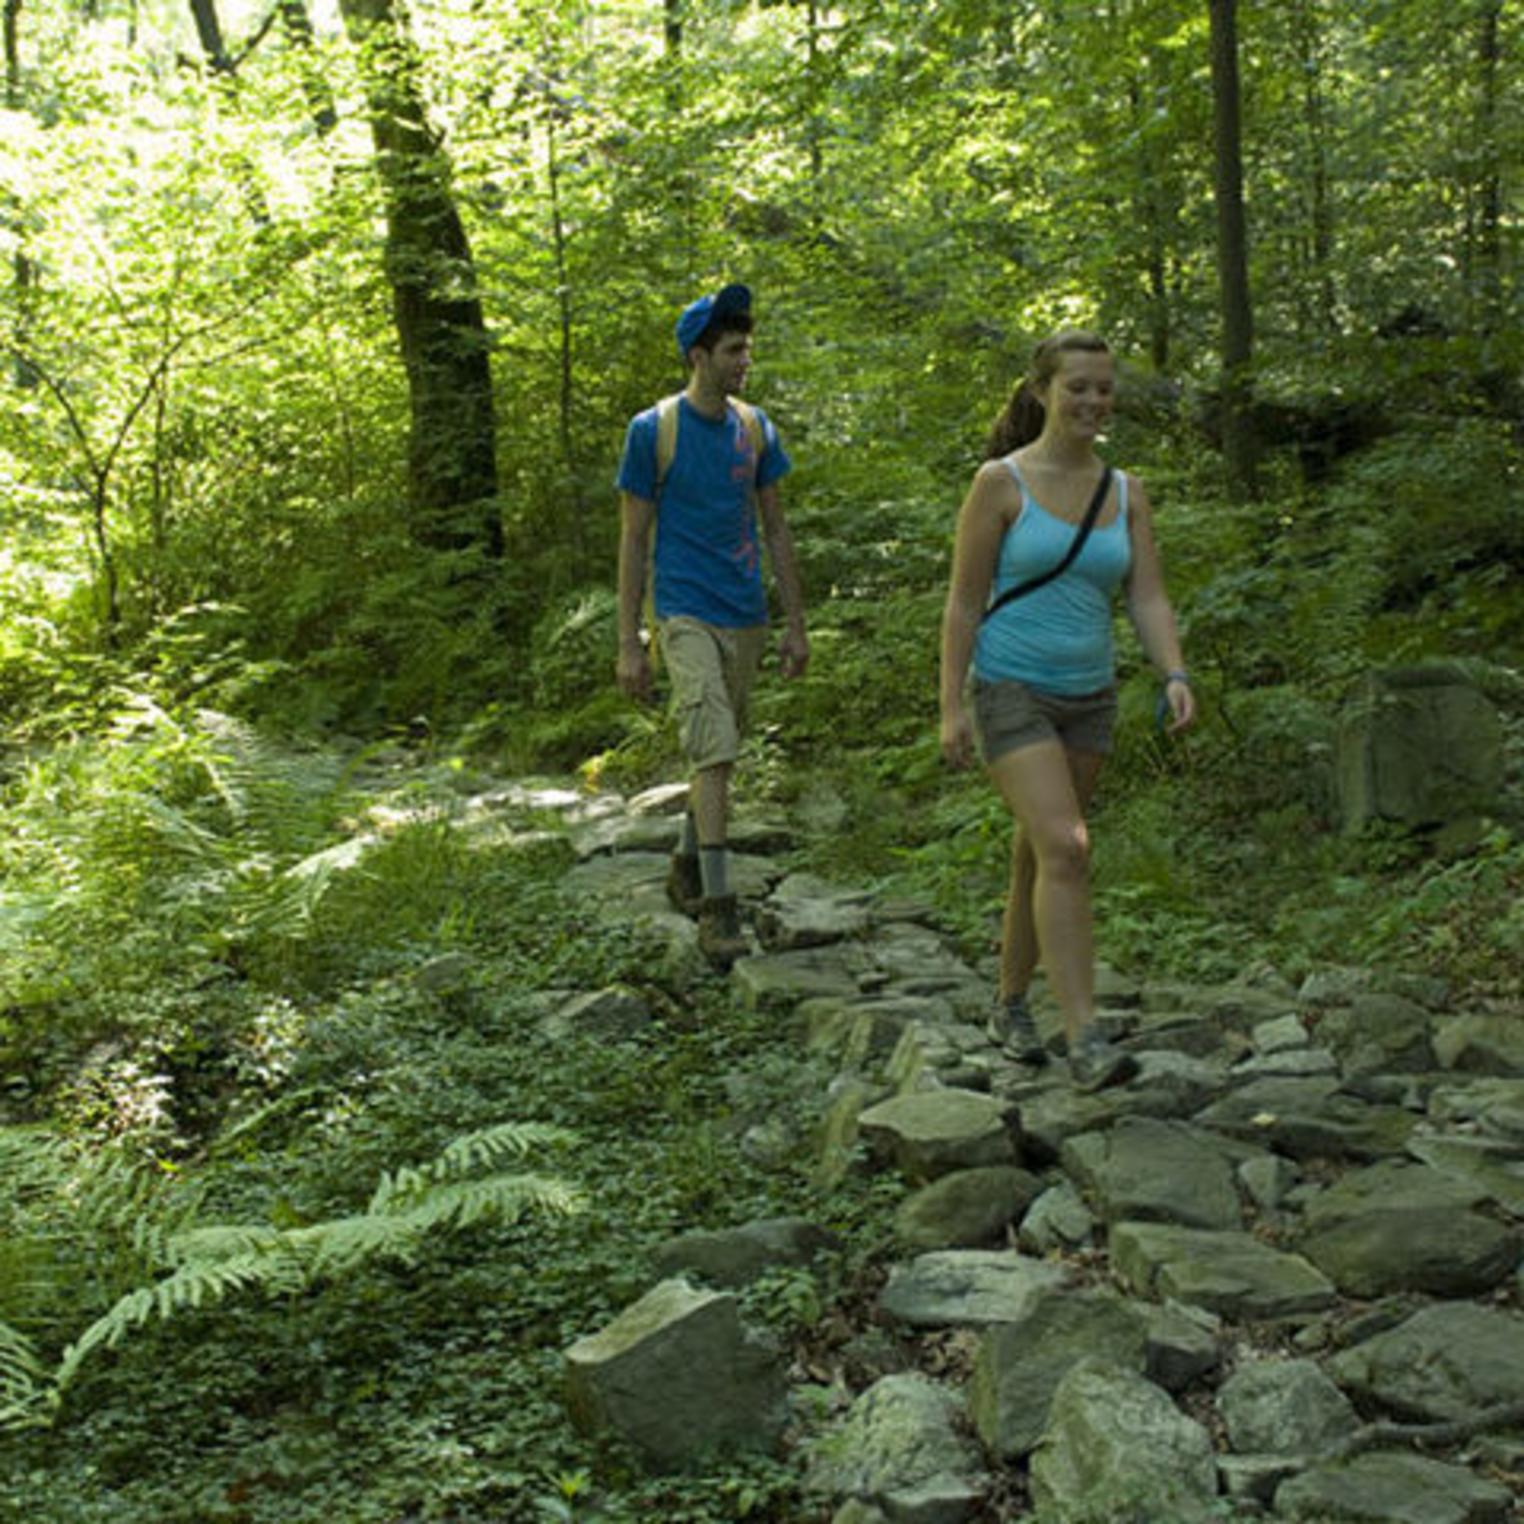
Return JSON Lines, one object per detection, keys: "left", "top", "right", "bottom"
{"left": 1164, "top": 670, "right": 1190, "bottom": 686}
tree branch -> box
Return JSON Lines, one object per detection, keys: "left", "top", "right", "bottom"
{"left": 1322, "top": 1399, "right": 1524, "bottom": 1463}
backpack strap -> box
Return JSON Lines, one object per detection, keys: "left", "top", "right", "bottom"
{"left": 729, "top": 396, "right": 765, "bottom": 463}
{"left": 653, "top": 394, "right": 765, "bottom": 493}
{"left": 654, "top": 393, "right": 683, "bottom": 490}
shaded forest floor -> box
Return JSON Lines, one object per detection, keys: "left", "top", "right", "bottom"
{"left": 1, "top": 685, "right": 1522, "bottom": 1519}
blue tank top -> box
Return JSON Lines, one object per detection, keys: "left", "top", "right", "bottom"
{"left": 973, "top": 459, "right": 1133, "bottom": 695}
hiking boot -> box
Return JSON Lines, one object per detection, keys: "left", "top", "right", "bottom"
{"left": 1069, "top": 1025, "right": 1138, "bottom": 1092}
{"left": 985, "top": 994, "right": 1048, "bottom": 1065}
{"left": 697, "top": 894, "right": 748, "bottom": 970}
{"left": 666, "top": 852, "right": 703, "bottom": 916}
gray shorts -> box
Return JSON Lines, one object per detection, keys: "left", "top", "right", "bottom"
{"left": 974, "top": 678, "right": 1117, "bottom": 762}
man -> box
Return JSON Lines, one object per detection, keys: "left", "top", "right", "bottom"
{"left": 615, "top": 283, "right": 808, "bottom": 968}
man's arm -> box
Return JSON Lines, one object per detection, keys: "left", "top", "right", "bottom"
{"left": 616, "top": 492, "right": 656, "bottom": 700}
{"left": 758, "top": 484, "right": 808, "bottom": 678}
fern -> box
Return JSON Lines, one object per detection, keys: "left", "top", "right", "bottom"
{"left": 0, "top": 1126, "right": 68, "bottom": 1202}
{"left": 1, "top": 699, "right": 367, "bottom": 991}
{"left": 0, "top": 1319, "right": 45, "bottom": 1427}
{"left": 234, "top": 834, "right": 377, "bottom": 941}
{"left": 45, "top": 1122, "right": 582, "bottom": 1410}
{"left": 370, "top": 1120, "right": 573, "bottom": 1209}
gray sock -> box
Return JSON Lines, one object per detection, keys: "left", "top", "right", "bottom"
{"left": 699, "top": 845, "right": 730, "bottom": 899}
{"left": 679, "top": 811, "right": 699, "bottom": 857}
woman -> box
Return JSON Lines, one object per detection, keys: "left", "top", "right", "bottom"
{"left": 939, "top": 329, "right": 1194, "bottom": 1090}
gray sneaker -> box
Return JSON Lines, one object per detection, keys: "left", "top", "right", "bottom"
{"left": 986, "top": 994, "right": 1048, "bottom": 1065}
{"left": 1070, "top": 1026, "right": 1138, "bottom": 1092}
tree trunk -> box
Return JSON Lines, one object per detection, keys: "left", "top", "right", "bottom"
{"left": 3, "top": 0, "right": 20, "bottom": 99}
{"left": 662, "top": 0, "right": 682, "bottom": 110}
{"left": 1129, "top": 66, "right": 1173, "bottom": 372}
{"left": 804, "top": 0, "right": 823, "bottom": 188}
{"left": 277, "top": 0, "right": 337, "bottom": 133}
{"left": 187, "top": 0, "right": 232, "bottom": 72}
{"left": 1207, "top": 0, "right": 1258, "bottom": 498}
{"left": 1471, "top": 0, "right": 1503, "bottom": 329}
{"left": 4, "top": 0, "right": 38, "bottom": 389}
{"left": 545, "top": 100, "right": 583, "bottom": 573}
{"left": 1293, "top": 0, "right": 1337, "bottom": 335}
{"left": 337, "top": 0, "right": 501, "bottom": 556}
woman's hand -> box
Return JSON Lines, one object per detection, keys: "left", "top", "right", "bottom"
{"left": 941, "top": 706, "right": 977, "bottom": 769}
{"left": 1161, "top": 673, "right": 1196, "bottom": 733}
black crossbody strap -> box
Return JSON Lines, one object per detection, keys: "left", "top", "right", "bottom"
{"left": 981, "top": 465, "right": 1113, "bottom": 624}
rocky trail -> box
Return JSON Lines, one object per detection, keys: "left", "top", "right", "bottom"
{"left": 488, "top": 776, "right": 1524, "bottom": 1523}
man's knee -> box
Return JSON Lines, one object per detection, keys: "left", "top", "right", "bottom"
{"left": 679, "top": 700, "right": 741, "bottom": 769}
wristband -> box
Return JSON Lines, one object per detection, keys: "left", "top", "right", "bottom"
{"left": 1164, "top": 670, "right": 1190, "bottom": 687}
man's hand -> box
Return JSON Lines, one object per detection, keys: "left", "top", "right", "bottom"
{"left": 779, "top": 627, "right": 809, "bottom": 680}
{"left": 617, "top": 642, "right": 653, "bottom": 702}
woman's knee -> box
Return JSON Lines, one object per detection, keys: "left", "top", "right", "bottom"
{"left": 1029, "top": 817, "right": 1090, "bottom": 876}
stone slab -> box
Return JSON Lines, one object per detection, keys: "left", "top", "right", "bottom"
{"left": 880, "top": 1250, "right": 1069, "bottom": 1329}
{"left": 1060, "top": 1117, "right": 1243, "bottom": 1230}
{"left": 1274, "top": 1450, "right": 1512, "bottom": 1523}
{"left": 1328, "top": 1302, "right": 1524, "bottom": 1421}
{"left": 1110, "top": 1223, "right": 1337, "bottom": 1320}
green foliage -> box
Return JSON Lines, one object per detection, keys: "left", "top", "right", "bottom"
{"left": 0, "top": 1113, "right": 579, "bottom": 1432}
{"left": 0, "top": 0, "right": 1521, "bottom": 1517}
{"left": 0, "top": 1320, "right": 44, "bottom": 1429}
{"left": 48, "top": 1120, "right": 581, "bottom": 1410}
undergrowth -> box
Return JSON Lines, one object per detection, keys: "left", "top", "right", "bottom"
{"left": 0, "top": 704, "right": 895, "bottom": 1522}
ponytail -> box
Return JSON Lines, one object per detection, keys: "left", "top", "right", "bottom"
{"left": 984, "top": 327, "right": 1111, "bottom": 461}
{"left": 985, "top": 383, "right": 1046, "bottom": 459}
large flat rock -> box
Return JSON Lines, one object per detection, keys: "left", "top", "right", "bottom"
{"left": 1109, "top": 1223, "right": 1337, "bottom": 1319}
{"left": 1318, "top": 993, "right": 1435, "bottom": 1077}
{"left": 969, "top": 1290, "right": 1148, "bottom": 1459}
{"left": 563, "top": 1278, "right": 784, "bottom": 1465}
{"left": 732, "top": 945, "right": 869, "bottom": 1009}
{"left": 895, "top": 1166, "right": 1044, "bottom": 1251}
{"left": 1013, "top": 1085, "right": 1126, "bottom": 1163}
{"left": 1405, "top": 1134, "right": 1524, "bottom": 1217}
{"left": 1217, "top": 1357, "right": 1358, "bottom": 1456}
{"left": 1328, "top": 1302, "right": 1524, "bottom": 1421}
{"left": 1432, "top": 1014, "right": 1524, "bottom": 1076}
{"left": 1194, "top": 1078, "right": 1417, "bottom": 1160}
{"left": 1274, "top": 1451, "right": 1512, "bottom": 1523}
{"left": 754, "top": 872, "right": 874, "bottom": 950}
{"left": 1060, "top": 1117, "right": 1244, "bottom": 1229}
{"left": 1301, "top": 1202, "right": 1519, "bottom": 1295}
{"left": 859, "top": 1089, "right": 1016, "bottom": 1182}
{"left": 1301, "top": 1159, "right": 1490, "bottom": 1227}
{"left": 803, "top": 1373, "right": 986, "bottom": 1522}
{"left": 880, "top": 1250, "right": 1069, "bottom": 1329}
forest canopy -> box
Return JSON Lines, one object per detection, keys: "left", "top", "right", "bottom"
{"left": 1, "top": 0, "right": 1517, "bottom": 739}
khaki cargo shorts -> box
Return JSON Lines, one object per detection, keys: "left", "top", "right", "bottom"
{"left": 660, "top": 616, "right": 767, "bottom": 769}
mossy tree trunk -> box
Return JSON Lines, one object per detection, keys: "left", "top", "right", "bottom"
{"left": 338, "top": 0, "right": 502, "bottom": 557}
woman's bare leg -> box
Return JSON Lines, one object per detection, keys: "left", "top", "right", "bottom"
{"left": 988, "top": 741, "right": 1105, "bottom": 1045}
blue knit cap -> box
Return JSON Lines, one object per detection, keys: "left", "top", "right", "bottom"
{"left": 675, "top": 283, "right": 751, "bottom": 358}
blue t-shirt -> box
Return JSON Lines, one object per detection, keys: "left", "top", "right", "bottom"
{"left": 974, "top": 462, "right": 1133, "bottom": 695}
{"left": 616, "top": 397, "right": 791, "bottom": 628}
